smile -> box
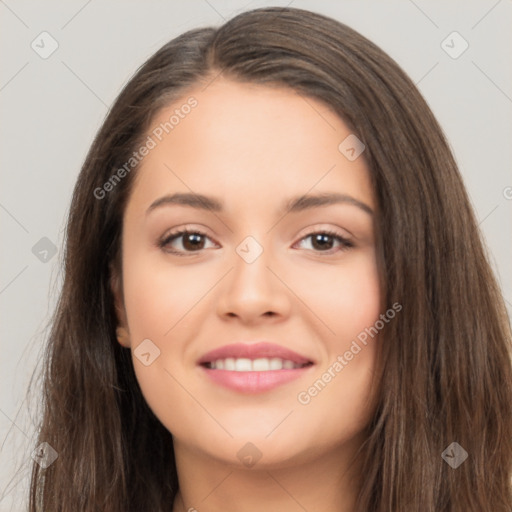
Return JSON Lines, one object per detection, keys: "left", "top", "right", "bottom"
{"left": 197, "top": 341, "right": 315, "bottom": 393}
{"left": 204, "top": 357, "right": 311, "bottom": 371}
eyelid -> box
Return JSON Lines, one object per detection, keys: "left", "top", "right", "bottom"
{"left": 294, "top": 223, "right": 353, "bottom": 242}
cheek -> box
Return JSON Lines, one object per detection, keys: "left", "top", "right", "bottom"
{"left": 120, "top": 253, "right": 209, "bottom": 431}
{"left": 122, "top": 251, "right": 212, "bottom": 340}
{"left": 291, "top": 252, "right": 381, "bottom": 429}
{"left": 295, "top": 250, "right": 381, "bottom": 340}
{"left": 296, "top": 345, "right": 378, "bottom": 450}
{"left": 338, "top": 257, "right": 381, "bottom": 337}
{"left": 121, "top": 250, "right": 217, "bottom": 420}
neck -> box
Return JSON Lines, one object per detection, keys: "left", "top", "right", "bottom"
{"left": 171, "top": 435, "right": 364, "bottom": 512}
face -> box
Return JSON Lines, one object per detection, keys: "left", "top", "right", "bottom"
{"left": 113, "top": 78, "right": 381, "bottom": 469}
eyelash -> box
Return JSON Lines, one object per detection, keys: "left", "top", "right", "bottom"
{"left": 158, "top": 228, "right": 354, "bottom": 257}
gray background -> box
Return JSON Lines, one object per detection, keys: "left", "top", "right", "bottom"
{"left": 1, "top": 0, "right": 511, "bottom": 509}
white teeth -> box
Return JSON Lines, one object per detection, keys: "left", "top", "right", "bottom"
{"left": 209, "top": 357, "right": 306, "bottom": 371}
{"left": 234, "top": 358, "right": 252, "bottom": 372}
{"left": 269, "top": 358, "right": 283, "bottom": 370}
{"left": 224, "top": 358, "right": 236, "bottom": 371}
{"left": 253, "top": 358, "right": 270, "bottom": 371}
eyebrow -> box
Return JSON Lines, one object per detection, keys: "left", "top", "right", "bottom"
{"left": 146, "top": 191, "right": 373, "bottom": 216}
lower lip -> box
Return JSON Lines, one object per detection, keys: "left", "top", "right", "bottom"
{"left": 200, "top": 365, "right": 313, "bottom": 393}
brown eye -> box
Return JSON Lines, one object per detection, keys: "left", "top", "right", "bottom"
{"left": 159, "top": 230, "right": 215, "bottom": 255}
{"left": 295, "top": 230, "right": 353, "bottom": 254}
{"left": 158, "top": 229, "right": 353, "bottom": 257}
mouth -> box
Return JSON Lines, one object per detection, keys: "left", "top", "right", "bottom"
{"left": 197, "top": 342, "right": 315, "bottom": 393}
{"left": 201, "top": 358, "right": 312, "bottom": 371}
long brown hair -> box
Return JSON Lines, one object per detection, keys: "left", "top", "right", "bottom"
{"left": 29, "top": 6, "right": 512, "bottom": 511}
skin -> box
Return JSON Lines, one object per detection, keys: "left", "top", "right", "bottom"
{"left": 113, "top": 78, "right": 381, "bottom": 512}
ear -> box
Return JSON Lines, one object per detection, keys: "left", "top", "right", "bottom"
{"left": 110, "top": 264, "right": 131, "bottom": 348}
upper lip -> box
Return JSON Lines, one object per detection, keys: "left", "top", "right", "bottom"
{"left": 197, "top": 342, "right": 314, "bottom": 366}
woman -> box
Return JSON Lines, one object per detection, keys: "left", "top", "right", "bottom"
{"left": 29, "top": 6, "right": 512, "bottom": 511}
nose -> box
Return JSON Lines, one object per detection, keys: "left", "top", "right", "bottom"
{"left": 216, "top": 243, "right": 292, "bottom": 325}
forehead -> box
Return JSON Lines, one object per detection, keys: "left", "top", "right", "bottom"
{"left": 128, "top": 78, "right": 374, "bottom": 215}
